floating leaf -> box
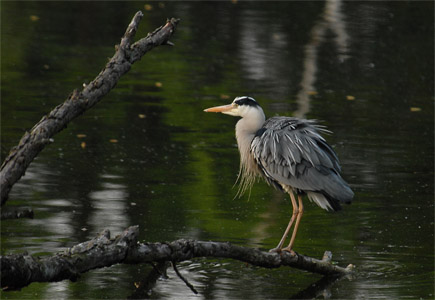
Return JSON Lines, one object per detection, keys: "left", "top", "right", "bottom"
{"left": 410, "top": 107, "right": 421, "bottom": 112}
{"left": 30, "top": 15, "right": 39, "bottom": 21}
{"left": 155, "top": 81, "right": 162, "bottom": 88}
{"left": 346, "top": 95, "right": 355, "bottom": 101}
{"left": 43, "top": 64, "right": 50, "bottom": 70}
{"left": 109, "top": 139, "right": 118, "bottom": 143}
{"left": 76, "top": 134, "right": 87, "bottom": 138}
{"left": 307, "top": 91, "right": 318, "bottom": 96}
{"left": 220, "top": 94, "right": 230, "bottom": 100}
{"left": 81, "top": 227, "right": 87, "bottom": 231}
{"left": 272, "top": 33, "right": 282, "bottom": 41}
{"left": 144, "top": 4, "right": 153, "bottom": 11}
{"left": 80, "top": 142, "right": 86, "bottom": 149}
{"left": 134, "top": 282, "right": 140, "bottom": 288}
{"left": 158, "top": 2, "right": 165, "bottom": 8}
{"left": 138, "top": 114, "right": 146, "bottom": 119}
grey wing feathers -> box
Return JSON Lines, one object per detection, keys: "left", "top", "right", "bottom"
{"left": 251, "top": 117, "right": 353, "bottom": 210}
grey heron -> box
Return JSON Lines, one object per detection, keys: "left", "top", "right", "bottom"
{"left": 204, "top": 96, "right": 353, "bottom": 253}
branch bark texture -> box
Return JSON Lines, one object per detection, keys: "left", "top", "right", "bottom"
{"left": 0, "top": 12, "right": 179, "bottom": 205}
{"left": 1, "top": 226, "right": 355, "bottom": 291}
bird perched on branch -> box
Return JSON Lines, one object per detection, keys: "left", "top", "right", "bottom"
{"left": 204, "top": 96, "right": 353, "bottom": 253}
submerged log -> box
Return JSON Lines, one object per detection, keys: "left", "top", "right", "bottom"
{"left": 0, "top": 12, "right": 179, "bottom": 205}
{"left": 1, "top": 226, "right": 355, "bottom": 291}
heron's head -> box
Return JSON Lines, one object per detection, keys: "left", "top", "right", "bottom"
{"left": 204, "top": 96, "right": 263, "bottom": 118}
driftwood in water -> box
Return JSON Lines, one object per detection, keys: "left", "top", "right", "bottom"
{"left": 0, "top": 12, "right": 179, "bottom": 205}
{"left": 1, "top": 225, "right": 354, "bottom": 291}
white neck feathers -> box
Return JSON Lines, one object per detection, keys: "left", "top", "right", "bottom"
{"left": 234, "top": 107, "right": 265, "bottom": 197}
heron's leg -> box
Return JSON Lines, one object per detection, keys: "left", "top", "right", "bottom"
{"left": 269, "top": 191, "right": 298, "bottom": 252}
{"left": 282, "top": 195, "right": 304, "bottom": 253}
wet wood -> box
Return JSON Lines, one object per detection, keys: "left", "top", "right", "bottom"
{"left": 1, "top": 226, "right": 355, "bottom": 291}
{"left": 0, "top": 12, "right": 179, "bottom": 205}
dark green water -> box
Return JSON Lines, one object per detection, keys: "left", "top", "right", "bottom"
{"left": 1, "top": 1, "right": 433, "bottom": 299}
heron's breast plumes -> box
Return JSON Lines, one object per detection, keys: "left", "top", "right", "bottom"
{"left": 236, "top": 142, "right": 261, "bottom": 198}
{"left": 234, "top": 121, "right": 262, "bottom": 198}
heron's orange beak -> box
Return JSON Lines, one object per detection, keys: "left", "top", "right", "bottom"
{"left": 203, "top": 103, "right": 234, "bottom": 113}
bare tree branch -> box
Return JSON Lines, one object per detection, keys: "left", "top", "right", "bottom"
{"left": 0, "top": 12, "right": 179, "bottom": 205}
{"left": 1, "top": 226, "right": 355, "bottom": 291}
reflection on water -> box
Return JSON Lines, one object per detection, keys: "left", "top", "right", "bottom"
{"left": 88, "top": 178, "right": 130, "bottom": 235}
{"left": 295, "top": 0, "right": 349, "bottom": 118}
{"left": 42, "top": 281, "right": 71, "bottom": 300}
{"left": 1, "top": 1, "right": 433, "bottom": 299}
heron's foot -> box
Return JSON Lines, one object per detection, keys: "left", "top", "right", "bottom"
{"left": 268, "top": 247, "right": 282, "bottom": 253}
{"left": 280, "top": 247, "right": 297, "bottom": 256}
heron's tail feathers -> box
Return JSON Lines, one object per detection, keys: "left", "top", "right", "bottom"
{"left": 307, "top": 189, "right": 353, "bottom": 212}
{"left": 317, "top": 172, "right": 354, "bottom": 211}
{"left": 307, "top": 192, "right": 339, "bottom": 211}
